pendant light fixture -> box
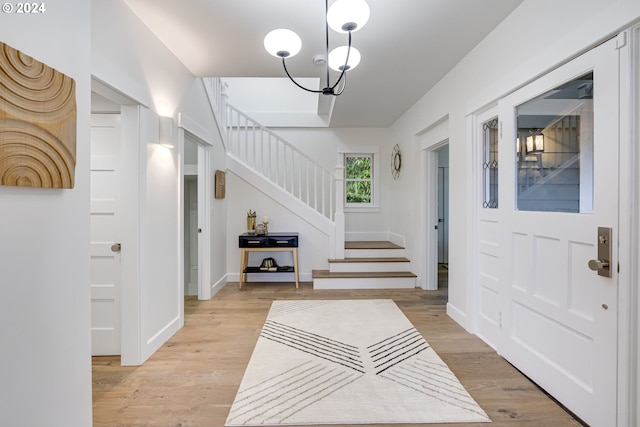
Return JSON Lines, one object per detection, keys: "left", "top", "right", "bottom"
{"left": 263, "top": 0, "right": 369, "bottom": 96}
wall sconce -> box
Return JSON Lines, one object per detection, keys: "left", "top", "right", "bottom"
{"left": 159, "top": 116, "right": 174, "bottom": 148}
{"left": 525, "top": 132, "right": 544, "bottom": 154}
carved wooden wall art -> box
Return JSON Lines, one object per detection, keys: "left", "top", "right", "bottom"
{"left": 0, "top": 41, "right": 77, "bottom": 188}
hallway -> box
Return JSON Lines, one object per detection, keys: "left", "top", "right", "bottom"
{"left": 92, "top": 280, "right": 581, "bottom": 427}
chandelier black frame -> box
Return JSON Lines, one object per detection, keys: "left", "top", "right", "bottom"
{"left": 263, "top": 0, "right": 369, "bottom": 96}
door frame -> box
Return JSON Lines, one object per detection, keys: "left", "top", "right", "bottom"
{"left": 416, "top": 115, "right": 449, "bottom": 291}
{"left": 467, "top": 28, "right": 639, "bottom": 426}
{"left": 91, "top": 79, "right": 144, "bottom": 365}
{"left": 618, "top": 24, "right": 640, "bottom": 426}
{"left": 178, "top": 113, "right": 214, "bottom": 300}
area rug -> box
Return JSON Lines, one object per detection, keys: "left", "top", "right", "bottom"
{"left": 225, "top": 299, "right": 491, "bottom": 426}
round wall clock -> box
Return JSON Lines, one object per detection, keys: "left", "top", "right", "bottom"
{"left": 391, "top": 144, "right": 402, "bottom": 179}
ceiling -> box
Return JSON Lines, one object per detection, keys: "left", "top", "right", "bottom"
{"left": 122, "top": 0, "right": 523, "bottom": 127}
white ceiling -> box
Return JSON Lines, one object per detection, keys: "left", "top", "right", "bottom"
{"left": 122, "top": 0, "right": 523, "bottom": 127}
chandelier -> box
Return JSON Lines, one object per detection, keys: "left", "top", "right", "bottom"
{"left": 263, "top": 0, "right": 370, "bottom": 96}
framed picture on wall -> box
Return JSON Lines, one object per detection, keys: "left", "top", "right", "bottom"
{"left": 215, "top": 169, "right": 225, "bottom": 199}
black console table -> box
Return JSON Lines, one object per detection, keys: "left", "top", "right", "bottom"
{"left": 238, "top": 232, "right": 299, "bottom": 289}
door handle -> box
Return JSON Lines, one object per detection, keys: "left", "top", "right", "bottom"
{"left": 110, "top": 243, "right": 122, "bottom": 252}
{"left": 588, "top": 227, "right": 611, "bottom": 278}
{"left": 588, "top": 259, "right": 609, "bottom": 271}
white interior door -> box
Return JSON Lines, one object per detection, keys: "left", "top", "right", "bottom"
{"left": 90, "top": 114, "right": 122, "bottom": 356}
{"left": 498, "top": 38, "right": 620, "bottom": 426}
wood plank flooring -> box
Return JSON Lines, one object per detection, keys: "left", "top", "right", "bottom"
{"left": 92, "top": 274, "right": 582, "bottom": 427}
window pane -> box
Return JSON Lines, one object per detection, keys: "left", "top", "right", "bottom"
{"left": 482, "top": 117, "right": 499, "bottom": 208}
{"left": 345, "top": 155, "right": 372, "bottom": 205}
{"left": 346, "top": 156, "right": 371, "bottom": 179}
{"left": 346, "top": 181, "right": 371, "bottom": 203}
{"left": 516, "top": 72, "right": 593, "bottom": 213}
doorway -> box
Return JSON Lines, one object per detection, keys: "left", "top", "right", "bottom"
{"left": 180, "top": 128, "right": 213, "bottom": 300}
{"left": 436, "top": 145, "right": 449, "bottom": 291}
{"left": 183, "top": 136, "right": 199, "bottom": 296}
{"left": 422, "top": 135, "right": 449, "bottom": 292}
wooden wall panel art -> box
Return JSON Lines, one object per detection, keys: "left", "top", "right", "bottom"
{"left": 0, "top": 41, "right": 77, "bottom": 188}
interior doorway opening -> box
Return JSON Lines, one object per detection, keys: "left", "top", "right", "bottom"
{"left": 422, "top": 137, "right": 449, "bottom": 293}
{"left": 183, "top": 136, "right": 199, "bottom": 297}
{"left": 436, "top": 144, "right": 449, "bottom": 293}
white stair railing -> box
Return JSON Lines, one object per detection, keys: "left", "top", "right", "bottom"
{"left": 225, "top": 104, "right": 335, "bottom": 221}
{"left": 203, "top": 78, "right": 345, "bottom": 257}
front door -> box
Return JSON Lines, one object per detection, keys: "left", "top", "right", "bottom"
{"left": 90, "top": 113, "right": 122, "bottom": 356}
{"left": 498, "top": 38, "right": 620, "bottom": 426}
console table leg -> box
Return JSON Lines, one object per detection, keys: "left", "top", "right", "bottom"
{"left": 239, "top": 249, "right": 247, "bottom": 290}
{"left": 292, "top": 248, "right": 299, "bottom": 289}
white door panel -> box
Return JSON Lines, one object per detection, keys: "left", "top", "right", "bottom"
{"left": 90, "top": 114, "right": 121, "bottom": 356}
{"left": 498, "top": 39, "right": 619, "bottom": 426}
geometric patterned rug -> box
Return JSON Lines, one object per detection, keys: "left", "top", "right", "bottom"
{"left": 225, "top": 300, "right": 491, "bottom": 425}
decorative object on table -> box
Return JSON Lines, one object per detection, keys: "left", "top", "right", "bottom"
{"left": 214, "top": 169, "right": 226, "bottom": 199}
{"left": 0, "top": 41, "right": 77, "bottom": 188}
{"left": 259, "top": 257, "right": 278, "bottom": 271}
{"left": 391, "top": 143, "right": 402, "bottom": 179}
{"left": 255, "top": 223, "right": 265, "bottom": 235}
{"left": 262, "top": 216, "right": 269, "bottom": 235}
{"left": 246, "top": 210, "right": 257, "bottom": 234}
{"left": 226, "top": 299, "right": 490, "bottom": 426}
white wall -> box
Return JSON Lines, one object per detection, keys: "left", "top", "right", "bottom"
{"left": 0, "top": 1, "right": 92, "bottom": 426}
{"left": 275, "top": 127, "right": 394, "bottom": 239}
{"left": 390, "top": 0, "right": 640, "bottom": 329}
{"left": 177, "top": 79, "right": 229, "bottom": 294}
{"left": 226, "top": 172, "right": 331, "bottom": 282}
{"left": 92, "top": 0, "right": 218, "bottom": 362}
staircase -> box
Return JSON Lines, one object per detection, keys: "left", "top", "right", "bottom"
{"left": 312, "top": 241, "right": 417, "bottom": 289}
{"left": 204, "top": 78, "right": 418, "bottom": 289}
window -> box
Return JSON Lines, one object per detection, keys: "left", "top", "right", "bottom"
{"left": 482, "top": 117, "right": 499, "bottom": 208}
{"left": 340, "top": 148, "right": 380, "bottom": 211}
{"left": 515, "top": 72, "right": 593, "bottom": 213}
{"left": 345, "top": 154, "right": 372, "bottom": 205}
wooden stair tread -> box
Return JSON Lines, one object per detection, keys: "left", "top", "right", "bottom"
{"left": 312, "top": 270, "right": 417, "bottom": 278}
{"left": 328, "top": 257, "right": 410, "bottom": 263}
{"left": 345, "top": 241, "right": 404, "bottom": 250}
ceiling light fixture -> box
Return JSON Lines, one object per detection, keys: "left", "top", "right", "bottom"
{"left": 263, "top": 0, "right": 369, "bottom": 96}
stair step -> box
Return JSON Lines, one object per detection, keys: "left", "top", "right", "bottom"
{"left": 312, "top": 270, "right": 417, "bottom": 290}
{"left": 345, "top": 241, "right": 404, "bottom": 250}
{"left": 329, "top": 257, "right": 410, "bottom": 263}
{"left": 328, "top": 257, "right": 411, "bottom": 273}
{"left": 313, "top": 270, "right": 416, "bottom": 278}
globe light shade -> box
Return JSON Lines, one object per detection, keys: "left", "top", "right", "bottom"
{"left": 328, "top": 45, "right": 361, "bottom": 71}
{"left": 327, "top": 0, "right": 370, "bottom": 33}
{"left": 264, "top": 29, "right": 302, "bottom": 58}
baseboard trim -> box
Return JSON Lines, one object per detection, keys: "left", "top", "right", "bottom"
{"left": 210, "top": 274, "right": 228, "bottom": 298}
{"left": 143, "top": 315, "right": 181, "bottom": 362}
{"left": 446, "top": 302, "right": 470, "bottom": 332}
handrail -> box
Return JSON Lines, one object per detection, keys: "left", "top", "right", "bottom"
{"left": 203, "top": 77, "right": 344, "bottom": 257}
{"left": 225, "top": 103, "right": 335, "bottom": 220}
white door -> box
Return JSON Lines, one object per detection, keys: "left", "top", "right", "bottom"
{"left": 498, "top": 39, "right": 620, "bottom": 426}
{"left": 90, "top": 114, "right": 121, "bottom": 356}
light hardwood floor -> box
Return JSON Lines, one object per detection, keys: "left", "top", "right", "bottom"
{"left": 93, "top": 274, "right": 583, "bottom": 427}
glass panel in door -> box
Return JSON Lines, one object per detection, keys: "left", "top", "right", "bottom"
{"left": 516, "top": 72, "right": 593, "bottom": 213}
